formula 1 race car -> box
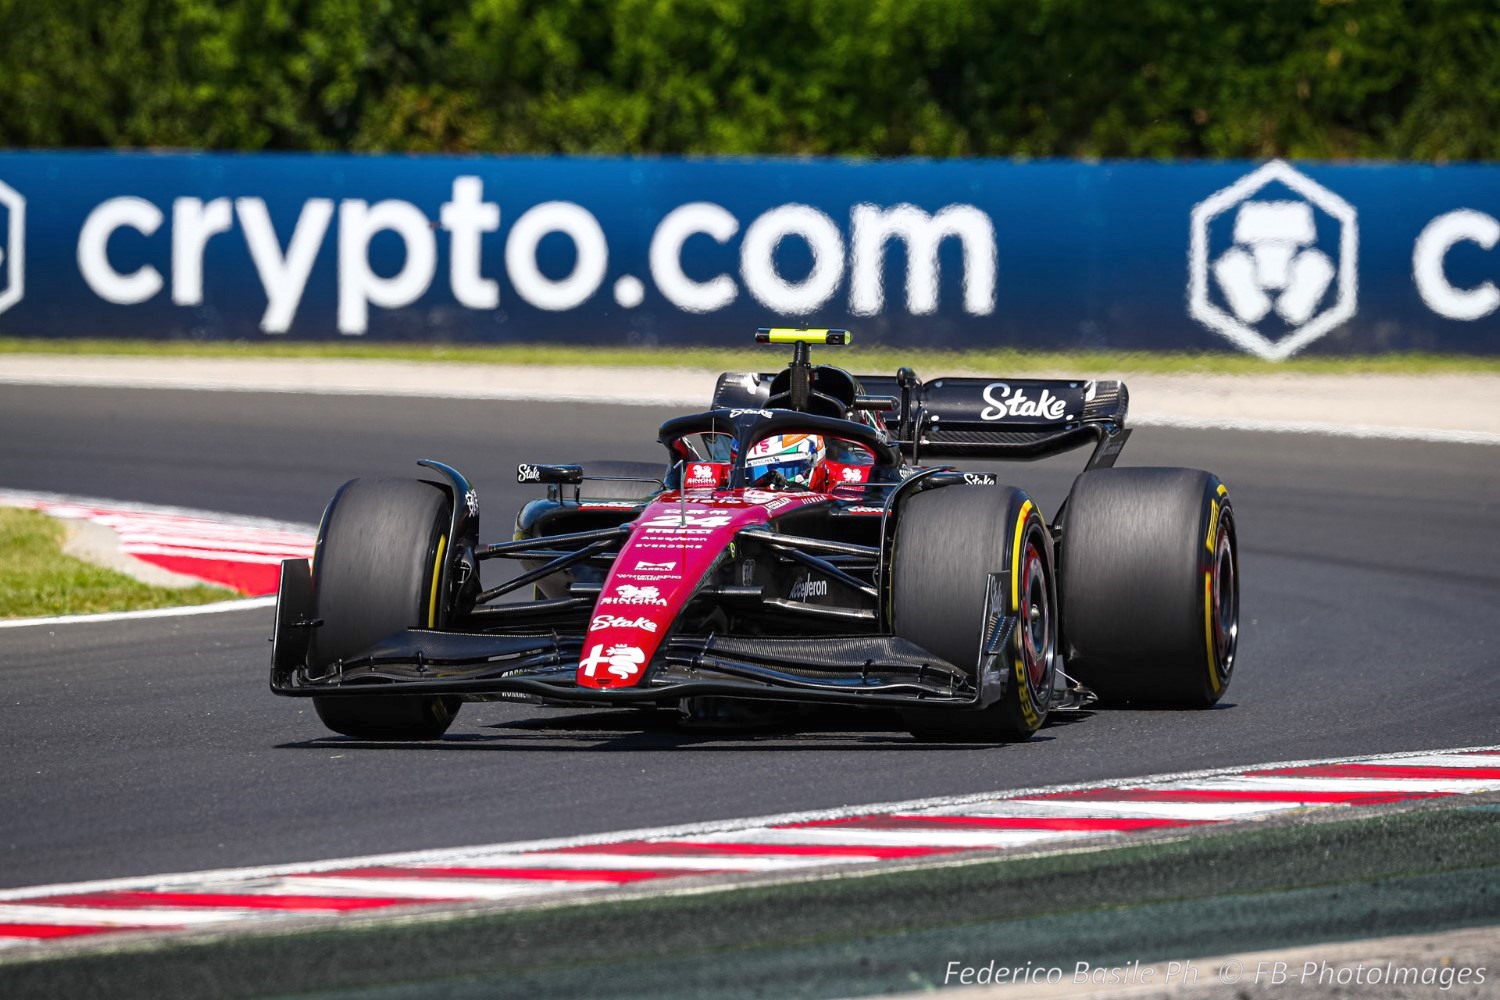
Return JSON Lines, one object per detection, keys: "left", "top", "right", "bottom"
{"left": 270, "top": 329, "right": 1238, "bottom": 743}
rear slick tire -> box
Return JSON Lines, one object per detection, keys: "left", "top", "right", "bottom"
{"left": 892, "top": 485, "right": 1056, "bottom": 742}
{"left": 1059, "top": 467, "right": 1238, "bottom": 707}
{"left": 310, "top": 477, "right": 460, "bottom": 740}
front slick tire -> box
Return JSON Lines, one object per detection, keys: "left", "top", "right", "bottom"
{"left": 310, "top": 477, "right": 460, "bottom": 740}
{"left": 1060, "top": 468, "right": 1238, "bottom": 707}
{"left": 893, "top": 485, "right": 1056, "bottom": 743}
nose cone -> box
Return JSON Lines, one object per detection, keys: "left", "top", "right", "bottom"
{"left": 577, "top": 495, "right": 769, "bottom": 689}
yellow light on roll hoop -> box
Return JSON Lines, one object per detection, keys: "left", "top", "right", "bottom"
{"left": 755, "top": 328, "right": 852, "bottom": 346}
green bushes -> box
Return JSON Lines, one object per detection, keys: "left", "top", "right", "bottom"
{"left": 1, "top": 0, "right": 1495, "bottom": 159}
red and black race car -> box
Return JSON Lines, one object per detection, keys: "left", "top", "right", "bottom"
{"left": 271, "top": 329, "right": 1238, "bottom": 743}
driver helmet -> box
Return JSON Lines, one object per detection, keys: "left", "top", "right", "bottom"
{"left": 745, "top": 433, "right": 826, "bottom": 487}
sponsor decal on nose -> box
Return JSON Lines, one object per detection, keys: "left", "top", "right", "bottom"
{"left": 579, "top": 643, "right": 647, "bottom": 680}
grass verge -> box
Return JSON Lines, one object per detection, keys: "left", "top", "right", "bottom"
{"left": 0, "top": 507, "right": 232, "bottom": 618}
{"left": 3, "top": 336, "right": 1499, "bottom": 376}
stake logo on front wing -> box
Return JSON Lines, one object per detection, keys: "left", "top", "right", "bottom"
{"left": 579, "top": 643, "right": 647, "bottom": 680}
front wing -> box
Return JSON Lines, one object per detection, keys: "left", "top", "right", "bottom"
{"left": 270, "top": 560, "right": 993, "bottom": 710}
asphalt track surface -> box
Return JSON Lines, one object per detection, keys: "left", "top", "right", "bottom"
{"left": 0, "top": 384, "right": 1496, "bottom": 891}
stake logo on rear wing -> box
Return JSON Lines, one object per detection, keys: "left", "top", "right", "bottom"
{"left": 914, "top": 377, "right": 1127, "bottom": 428}
{"left": 888, "top": 377, "right": 1129, "bottom": 463}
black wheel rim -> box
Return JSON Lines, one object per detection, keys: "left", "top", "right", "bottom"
{"left": 1211, "top": 519, "right": 1238, "bottom": 675}
{"left": 1019, "top": 534, "right": 1054, "bottom": 688}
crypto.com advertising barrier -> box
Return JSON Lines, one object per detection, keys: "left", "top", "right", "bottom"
{"left": 0, "top": 153, "right": 1495, "bottom": 358}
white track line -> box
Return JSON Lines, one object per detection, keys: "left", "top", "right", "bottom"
{"left": 698, "top": 828, "right": 1095, "bottom": 849}
{"left": 962, "top": 800, "right": 1304, "bottom": 821}
{"left": 1177, "top": 776, "right": 1500, "bottom": 793}
{"left": 921, "top": 799, "right": 1296, "bottom": 819}
{"left": 272, "top": 877, "right": 607, "bottom": 901}
{"left": 121, "top": 545, "right": 296, "bottom": 563}
{"left": 1369, "top": 753, "right": 1500, "bottom": 768}
{"left": 440, "top": 853, "right": 838, "bottom": 872}
{"left": 0, "top": 905, "right": 260, "bottom": 927}
{"left": 0, "top": 597, "right": 276, "bottom": 630}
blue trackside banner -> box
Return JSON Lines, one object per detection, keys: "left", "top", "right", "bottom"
{"left": 0, "top": 152, "right": 1495, "bottom": 358}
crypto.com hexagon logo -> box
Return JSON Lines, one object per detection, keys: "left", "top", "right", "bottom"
{"left": 1189, "top": 160, "right": 1357, "bottom": 360}
{"left": 0, "top": 179, "right": 23, "bottom": 316}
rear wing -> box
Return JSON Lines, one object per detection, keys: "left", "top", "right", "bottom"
{"left": 712, "top": 370, "right": 1130, "bottom": 465}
